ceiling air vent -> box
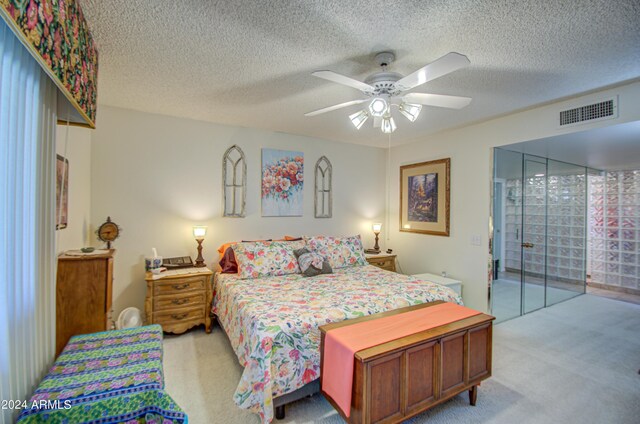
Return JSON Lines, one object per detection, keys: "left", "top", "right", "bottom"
{"left": 559, "top": 97, "right": 617, "bottom": 127}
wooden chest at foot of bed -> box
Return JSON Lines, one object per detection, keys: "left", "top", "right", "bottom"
{"left": 145, "top": 269, "right": 214, "bottom": 334}
{"left": 319, "top": 302, "right": 495, "bottom": 424}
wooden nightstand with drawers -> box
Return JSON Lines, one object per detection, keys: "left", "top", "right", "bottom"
{"left": 365, "top": 253, "right": 397, "bottom": 272}
{"left": 145, "top": 268, "right": 213, "bottom": 334}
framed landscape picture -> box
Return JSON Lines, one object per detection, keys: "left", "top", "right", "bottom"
{"left": 261, "top": 149, "right": 304, "bottom": 216}
{"left": 400, "top": 158, "right": 450, "bottom": 236}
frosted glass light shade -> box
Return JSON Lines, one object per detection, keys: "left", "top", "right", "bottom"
{"left": 349, "top": 110, "right": 369, "bottom": 129}
{"left": 399, "top": 102, "right": 422, "bottom": 122}
{"left": 381, "top": 116, "right": 397, "bottom": 133}
{"left": 372, "top": 223, "right": 382, "bottom": 233}
{"left": 193, "top": 226, "right": 207, "bottom": 240}
{"left": 369, "top": 98, "right": 388, "bottom": 117}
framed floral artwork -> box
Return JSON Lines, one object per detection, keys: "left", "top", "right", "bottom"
{"left": 400, "top": 158, "right": 450, "bottom": 236}
{"left": 261, "top": 149, "right": 304, "bottom": 216}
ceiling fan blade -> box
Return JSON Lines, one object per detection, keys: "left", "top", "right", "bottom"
{"left": 312, "top": 70, "right": 375, "bottom": 93}
{"left": 373, "top": 116, "right": 382, "bottom": 128}
{"left": 403, "top": 93, "right": 472, "bottom": 109}
{"left": 304, "top": 99, "right": 367, "bottom": 117}
{"left": 395, "top": 52, "right": 470, "bottom": 92}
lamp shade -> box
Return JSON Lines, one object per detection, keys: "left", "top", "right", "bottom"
{"left": 399, "top": 102, "right": 422, "bottom": 122}
{"left": 349, "top": 110, "right": 369, "bottom": 129}
{"left": 372, "top": 223, "right": 382, "bottom": 233}
{"left": 368, "top": 98, "right": 388, "bottom": 117}
{"left": 381, "top": 116, "right": 397, "bottom": 133}
{"left": 193, "top": 226, "right": 207, "bottom": 240}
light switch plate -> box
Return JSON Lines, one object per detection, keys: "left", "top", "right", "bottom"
{"left": 471, "top": 235, "right": 482, "bottom": 246}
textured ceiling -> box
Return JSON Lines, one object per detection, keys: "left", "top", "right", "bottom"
{"left": 80, "top": 0, "right": 640, "bottom": 147}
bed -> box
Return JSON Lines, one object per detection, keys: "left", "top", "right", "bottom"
{"left": 213, "top": 262, "right": 462, "bottom": 423}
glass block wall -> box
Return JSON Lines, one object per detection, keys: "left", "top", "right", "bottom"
{"left": 522, "top": 173, "right": 547, "bottom": 278}
{"left": 589, "top": 170, "right": 640, "bottom": 292}
{"left": 504, "top": 178, "right": 522, "bottom": 272}
{"left": 547, "top": 172, "right": 586, "bottom": 283}
{"left": 503, "top": 172, "right": 587, "bottom": 284}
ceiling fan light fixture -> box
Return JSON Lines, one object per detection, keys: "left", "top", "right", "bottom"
{"left": 368, "top": 98, "right": 388, "bottom": 117}
{"left": 399, "top": 102, "right": 422, "bottom": 122}
{"left": 349, "top": 110, "right": 369, "bottom": 129}
{"left": 381, "top": 115, "right": 396, "bottom": 134}
{"left": 307, "top": 52, "right": 472, "bottom": 135}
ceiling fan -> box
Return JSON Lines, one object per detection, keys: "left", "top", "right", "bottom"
{"left": 305, "top": 52, "right": 471, "bottom": 133}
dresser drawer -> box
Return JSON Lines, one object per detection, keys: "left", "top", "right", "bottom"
{"left": 153, "top": 276, "right": 206, "bottom": 295}
{"left": 373, "top": 259, "right": 394, "bottom": 270}
{"left": 154, "top": 292, "right": 205, "bottom": 311}
{"left": 153, "top": 306, "right": 204, "bottom": 324}
{"left": 367, "top": 256, "right": 396, "bottom": 272}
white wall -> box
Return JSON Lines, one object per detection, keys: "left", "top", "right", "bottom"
{"left": 55, "top": 125, "right": 92, "bottom": 254}
{"left": 91, "top": 106, "right": 387, "bottom": 316}
{"left": 389, "top": 81, "right": 640, "bottom": 312}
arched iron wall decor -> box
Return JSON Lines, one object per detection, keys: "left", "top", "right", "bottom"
{"left": 315, "top": 156, "right": 332, "bottom": 218}
{"left": 222, "top": 145, "right": 247, "bottom": 217}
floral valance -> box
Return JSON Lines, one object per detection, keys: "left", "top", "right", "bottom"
{"left": 1, "top": 0, "right": 98, "bottom": 128}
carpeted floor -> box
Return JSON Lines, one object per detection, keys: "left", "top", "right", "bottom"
{"left": 163, "top": 294, "right": 640, "bottom": 423}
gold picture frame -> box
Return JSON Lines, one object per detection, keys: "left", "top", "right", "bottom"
{"left": 400, "top": 158, "right": 450, "bottom": 236}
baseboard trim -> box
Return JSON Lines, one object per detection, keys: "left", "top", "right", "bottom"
{"left": 587, "top": 281, "right": 640, "bottom": 296}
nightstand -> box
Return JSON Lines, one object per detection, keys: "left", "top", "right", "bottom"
{"left": 366, "top": 253, "right": 397, "bottom": 272}
{"left": 413, "top": 272, "right": 462, "bottom": 296}
{"left": 145, "top": 268, "right": 213, "bottom": 334}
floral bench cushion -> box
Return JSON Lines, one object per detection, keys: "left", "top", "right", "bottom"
{"left": 17, "top": 325, "right": 186, "bottom": 423}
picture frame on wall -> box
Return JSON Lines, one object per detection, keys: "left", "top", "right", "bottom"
{"left": 400, "top": 158, "right": 450, "bottom": 236}
{"left": 56, "top": 154, "right": 69, "bottom": 230}
{"left": 261, "top": 148, "right": 304, "bottom": 217}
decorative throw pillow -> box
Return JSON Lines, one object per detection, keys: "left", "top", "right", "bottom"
{"left": 217, "top": 242, "right": 237, "bottom": 256}
{"left": 233, "top": 240, "right": 304, "bottom": 279}
{"left": 218, "top": 247, "right": 238, "bottom": 273}
{"left": 294, "top": 248, "right": 332, "bottom": 277}
{"left": 304, "top": 235, "right": 368, "bottom": 269}
{"left": 218, "top": 240, "right": 272, "bottom": 274}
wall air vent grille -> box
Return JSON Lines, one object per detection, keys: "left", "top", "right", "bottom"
{"left": 559, "top": 98, "right": 617, "bottom": 127}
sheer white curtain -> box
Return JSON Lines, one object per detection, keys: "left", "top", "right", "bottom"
{"left": 0, "top": 20, "right": 57, "bottom": 424}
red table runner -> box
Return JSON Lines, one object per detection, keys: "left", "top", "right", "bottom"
{"left": 322, "top": 302, "right": 481, "bottom": 417}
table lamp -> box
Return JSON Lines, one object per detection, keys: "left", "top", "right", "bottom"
{"left": 193, "top": 226, "right": 207, "bottom": 267}
{"left": 372, "top": 223, "right": 382, "bottom": 254}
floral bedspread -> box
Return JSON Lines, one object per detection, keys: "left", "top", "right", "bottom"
{"left": 213, "top": 265, "right": 462, "bottom": 423}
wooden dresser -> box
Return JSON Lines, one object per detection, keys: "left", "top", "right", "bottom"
{"left": 56, "top": 250, "right": 114, "bottom": 356}
{"left": 366, "top": 254, "right": 397, "bottom": 272}
{"left": 145, "top": 269, "right": 213, "bottom": 334}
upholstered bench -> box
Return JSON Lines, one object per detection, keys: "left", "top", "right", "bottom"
{"left": 17, "top": 325, "right": 186, "bottom": 423}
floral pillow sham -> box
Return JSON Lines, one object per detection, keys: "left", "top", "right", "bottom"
{"left": 304, "top": 235, "right": 368, "bottom": 269}
{"left": 233, "top": 240, "right": 305, "bottom": 279}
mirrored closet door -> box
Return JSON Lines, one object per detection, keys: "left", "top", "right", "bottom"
{"left": 492, "top": 149, "right": 588, "bottom": 322}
